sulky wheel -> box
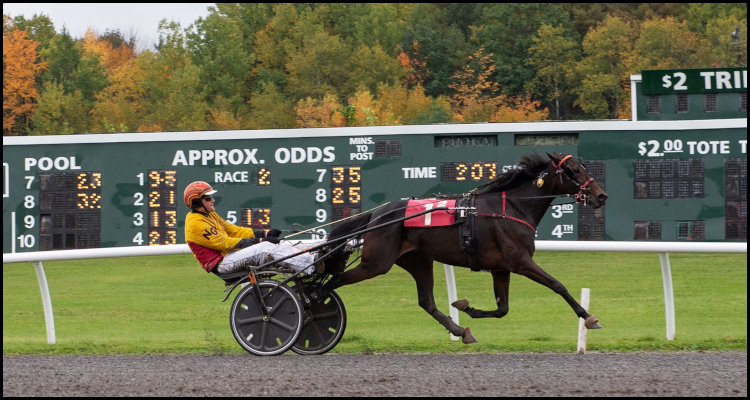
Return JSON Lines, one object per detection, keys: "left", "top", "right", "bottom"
{"left": 230, "top": 279, "right": 304, "bottom": 356}
{"left": 292, "top": 289, "right": 347, "bottom": 355}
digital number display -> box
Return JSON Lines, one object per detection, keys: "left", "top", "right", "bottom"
{"left": 441, "top": 162, "right": 497, "bottom": 182}
{"left": 257, "top": 167, "right": 271, "bottom": 186}
{"left": 331, "top": 166, "right": 361, "bottom": 205}
{"left": 241, "top": 208, "right": 271, "bottom": 229}
{"left": 331, "top": 166, "right": 362, "bottom": 221}
{"left": 147, "top": 170, "right": 177, "bottom": 245}
{"left": 38, "top": 172, "right": 102, "bottom": 250}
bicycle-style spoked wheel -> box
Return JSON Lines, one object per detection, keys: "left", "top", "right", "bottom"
{"left": 230, "top": 280, "right": 304, "bottom": 356}
{"left": 292, "top": 289, "right": 347, "bottom": 355}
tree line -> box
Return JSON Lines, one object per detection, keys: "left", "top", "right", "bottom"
{"left": 3, "top": 3, "right": 747, "bottom": 136}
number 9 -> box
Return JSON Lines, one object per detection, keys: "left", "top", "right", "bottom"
{"left": 316, "top": 209, "right": 327, "bottom": 222}
{"left": 24, "top": 215, "right": 35, "bottom": 228}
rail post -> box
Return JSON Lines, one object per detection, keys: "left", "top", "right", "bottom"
{"left": 659, "top": 253, "right": 676, "bottom": 340}
{"left": 576, "top": 288, "right": 590, "bottom": 354}
{"left": 32, "top": 261, "right": 56, "bottom": 345}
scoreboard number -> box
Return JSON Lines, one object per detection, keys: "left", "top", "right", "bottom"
{"left": 441, "top": 162, "right": 497, "bottom": 182}
{"left": 331, "top": 165, "right": 362, "bottom": 222}
{"left": 145, "top": 170, "right": 178, "bottom": 245}
{"left": 241, "top": 208, "right": 271, "bottom": 229}
{"left": 38, "top": 171, "right": 102, "bottom": 250}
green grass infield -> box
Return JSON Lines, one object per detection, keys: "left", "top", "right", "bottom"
{"left": 3, "top": 251, "right": 746, "bottom": 355}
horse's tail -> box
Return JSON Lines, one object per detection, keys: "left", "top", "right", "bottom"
{"left": 323, "top": 213, "right": 373, "bottom": 273}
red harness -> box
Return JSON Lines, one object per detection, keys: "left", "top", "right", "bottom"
{"left": 474, "top": 191, "right": 537, "bottom": 232}
{"left": 473, "top": 155, "right": 597, "bottom": 232}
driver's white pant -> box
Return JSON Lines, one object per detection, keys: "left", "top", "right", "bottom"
{"left": 217, "top": 241, "right": 315, "bottom": 274}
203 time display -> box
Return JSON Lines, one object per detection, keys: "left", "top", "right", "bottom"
{"left": 441, "top": 162, "right": 498, "bottom": 182}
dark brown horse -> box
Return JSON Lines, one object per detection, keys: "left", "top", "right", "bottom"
{"left": 320, "top": 153, "right": 607, "bottom": 343}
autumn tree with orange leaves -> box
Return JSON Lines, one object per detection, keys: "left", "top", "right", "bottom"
{"left": 3, "top": 28, "right": 46, "bottom": 135}
{"left": 450, "top": 48, "right": 548, "bottom": 122}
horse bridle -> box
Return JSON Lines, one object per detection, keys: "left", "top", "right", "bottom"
{"left": 551, "top": 154, "right": 594, "bottom": 206}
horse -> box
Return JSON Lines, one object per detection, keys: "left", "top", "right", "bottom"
{"left": 319, "top": 152, "right": 608, "bottom": 344}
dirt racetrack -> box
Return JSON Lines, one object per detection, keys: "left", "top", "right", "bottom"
{"left": 3, "top": 352, "right": 746, "bottom": 397}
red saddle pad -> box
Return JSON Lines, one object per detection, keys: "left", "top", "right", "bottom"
{"left": 404, "top": 199, "right": 457, "bottom": 227}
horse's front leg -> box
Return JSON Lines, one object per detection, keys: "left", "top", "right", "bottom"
{"left": 513, "top": 257, "right": 602, "bottom": 329}
{"left": 452, "top": 270, "right": 510, "bottom": 319}
{"left": 398, "top": 254, "right": 478, "bottom": 344}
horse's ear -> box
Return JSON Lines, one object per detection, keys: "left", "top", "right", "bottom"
{"left": 546, "top": 152, "right": 557, "bottom": 161}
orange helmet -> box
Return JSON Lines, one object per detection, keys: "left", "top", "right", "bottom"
{"left": 183, "top": 181, "right": 217, "bottom": 208}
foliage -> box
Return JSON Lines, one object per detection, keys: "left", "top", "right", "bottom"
{"left": 3, "top": 28, "right": 46, "bottom": 135}
{"left": 526, "top": 23, "right": 581, "bottom": 120}
{"left": 573, "top": 15, "right": 638, "bottom": 119}
{"left": 473, "top": 3, "right": 579, "bottom": 96}
{"left": 2, "top": 3, "right": 747, "bottom": 135}
{"left": 248, "top": 81, "right": 295, "bottom": 129}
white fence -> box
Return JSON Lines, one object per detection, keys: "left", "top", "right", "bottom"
{"left": 3, "top": 241, "right": 746, "bottom": 345}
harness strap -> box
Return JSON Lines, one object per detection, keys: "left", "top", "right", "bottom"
{"left": 554, "top": 154, "right": 573, "bottom": 169}
{"left": 474, "top": 191, "right": 537, "bottom": 233}
{"left": 575, "top": 177, "right": 594, "bottom": 204}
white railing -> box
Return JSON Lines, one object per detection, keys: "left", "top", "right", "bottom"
{"left": 3, "top": 241, "right": 747, "bottom": 345}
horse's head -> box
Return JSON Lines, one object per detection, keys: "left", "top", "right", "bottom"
{"left": 546, "top": 153, "right": 608, "bottom": 208}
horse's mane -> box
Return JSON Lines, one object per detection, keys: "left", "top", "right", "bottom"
{"left": 476, "top": 153, "right": 550, "bottom": 194}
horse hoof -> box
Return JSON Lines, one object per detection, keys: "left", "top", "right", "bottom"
{"left": 462, "top": 327, "right": 478, "bottom": 344}
{"left": 584, "top": 315, "right": 602, "bottom": 329}
{"left": 452, "top": 299, "right": 469, "bottom": 311}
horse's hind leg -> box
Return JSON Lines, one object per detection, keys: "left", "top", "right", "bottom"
{"left": 452, "top": 270, "right": 510, "bottom": 319}
{"left": 398, "top": 253, "right": 477, "bottom": 344}
{"left": 514, "top": 258, "right": 602, "bottom": 329}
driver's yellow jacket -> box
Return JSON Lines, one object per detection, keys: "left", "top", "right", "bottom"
{"left": 184, "top": 210, "right": 257, "bottom": 272}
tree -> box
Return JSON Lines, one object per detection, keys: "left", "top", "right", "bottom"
{"left": 39, "top": 28, "right": 83, "bottom": 93}
{"left": 703, "top": 17, "right": 747, "bottom": 67}
{"left": 397, "top": 41, "right": 429, "bottom": 89}
{"left": 473, "top": 3, "right": 577, "bottom": 96}
{"left": 97, "top": 29, "right": 136, "bottom": 72}
{"left": 573, "top": 15, "right": 637, "bottom": 119}
{"left": 490, "top": 95, "right": 549, "bottom": 122}
{"left": 295, "top": 93, "right": 344, "bottom": 128}
{"left": 448, "top": 48, "right": 500, "bottom": 122}
{"left": 90, "top": 57, "right": 146, "bottom": 133}
{"left": 633, "top": 16, "right": 711, "bottom": 71}
{"left": 252, "top": 3, "right": 299, "bottom": 93}
{"left": 187, "top": 9, "right": 253, "bottom": 113}
{"left": 526, "top": 23, "right": 581, "bottom": 120}
{"left": 156, "top": 62, "right": 209, "bottom": 132}
{"left": 3, "top": 28, "right": 46, "bottom": 135}
{"left": 400, "top": 4, "right": 472, "bottom": 97}
{"left": 12, "top": 13, "right": 56, "bottom": 58}
{"left": 345, "top": 44, "right": 402, "bottom": 97}
{"left": 285, "top": 28, "right": 350, "bottom": 101}
{"left": 29, "top": 81, "right": 88, "bottom": 135}
{"left": 248, "top": 81, "right": 295, "bottom": 129}
{"left": 402, "top": 86, "right": 453, "bottom": 125}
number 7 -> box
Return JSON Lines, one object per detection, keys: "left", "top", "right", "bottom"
{"left": 316, "top": 169, "right": 327, "bottom": 183}
{"left": 25, "top": 175, "right": 35, "bottom": 189}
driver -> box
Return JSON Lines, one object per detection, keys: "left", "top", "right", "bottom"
{"left": 183, "top": 181, "right": 320, "bottom": 275}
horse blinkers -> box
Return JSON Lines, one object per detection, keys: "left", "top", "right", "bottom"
{"left": 548, "top": 153, "right": 604, "bottom": 206}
